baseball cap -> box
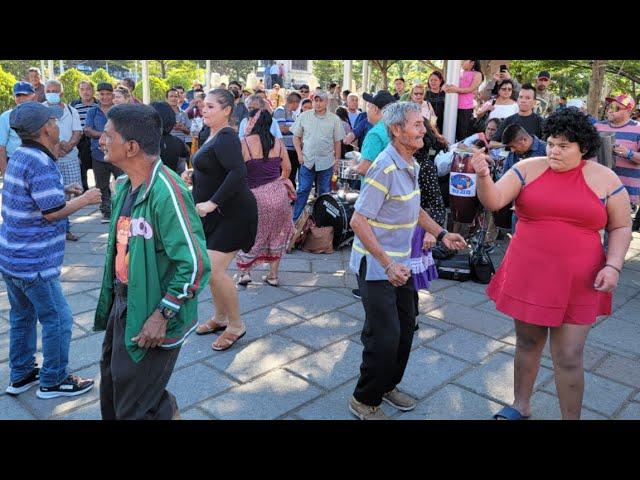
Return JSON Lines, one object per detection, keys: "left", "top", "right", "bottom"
{"left": 9, "top": 102, "right": 63, "bottom": 135}
{"left": 313, "top": 90, "right": 328, "bottom": 100}
{"left": 97, "top": 82, "right": 114, "bottom": 92}
{"left": 537, "top": 71, "right": 551, "bottom": 80}
{"left": 13, "top": 81, "right": 36, "bottom": 96}
{"left": 605, "top": 93, "right": 635, "bottom": 111}
{"left": 362, "top": 90, "right": 397, "bottom": 110}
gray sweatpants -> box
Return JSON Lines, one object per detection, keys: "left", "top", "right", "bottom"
{"left": 100, "top": 283, "right": 181, "bottom": 420}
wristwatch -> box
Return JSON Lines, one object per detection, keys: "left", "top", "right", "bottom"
{"left": 158, "top": 305, "right": 177, "bottom": 321}
{"left": 437, "top": 229, "right": 448, "bottom": 243}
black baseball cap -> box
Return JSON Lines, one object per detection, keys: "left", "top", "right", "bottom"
{"left": 10, "top": 102, "right": 63, "bottom": 135}
{"left": 362, "top": 90, "right": 396, "bottom": 110}
{"left": 537, "top": 71, "right": 551, "bottom": 80}
{"left": 97, "top": 82, "right": 114, "bottom": 92}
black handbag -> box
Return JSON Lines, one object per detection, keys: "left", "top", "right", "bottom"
{"left": 469, "top": 247, "right": 495, "bottom": 284}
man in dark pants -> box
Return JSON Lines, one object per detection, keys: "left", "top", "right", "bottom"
{"left": 71, "top": 80, "right": 98, "bottom": 191}
{"left": 274, "top": 92, "right": 302, "bottom": 188}
{"left": 84, "top": 82, "right": 122, "bottom": 223}
{"left": 93, "top": 104, "right": 210, "bottom": 419}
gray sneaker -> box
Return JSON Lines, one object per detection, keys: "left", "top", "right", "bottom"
{"left": 382, "top": 388, "right": 416, "bottom": 411}
{"left": 348, "top": 396, "right": 389, "bottom": 420}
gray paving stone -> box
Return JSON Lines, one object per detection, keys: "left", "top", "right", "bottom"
{"left": 204, "top": 334, "right": 309, "bottom": 383}
{"left": 198, "top": 369, "right": 322, "bottom": 420}
{"left": 616, "top": 402, "right": 640, "bottom": 420}
{"left": 458, "top": 281, "right": 491, "bottom": 295}
{"left": 242, "top": 306, "right": 306, "bottom": 341}
{"left": 173, "top": 331, "right": 218, "bottom": 370}
{"left": 419, "top": 314, "right": 455, "bottom": 331}
{"left": 0, "top": 291, "right": 9, "bottom": 311}
{"left": 280, "top": 286, "right": 319, "bottom": 295}
{"left": 541, "top": 371, "right": 634, "bottom": 417}
{"left": 344, "top": 274, "right": 358, "bottom": 289}
{"left": 433, "top": 286, "right": 488, "bottom": 307}
{"left": 60, "top": 266, "right": 105, "bottom": 282}
{"left": 427, "top": 278, "right": 460, "bottom": 293}
{"left": 64, "top": 254, "right": 108, "bottom": 267}
{"left": 278, "top": 289, "right": 355, "bottom": 319}
{"left": 411, "top": 325, "right": 441, "bottom": 349}
{"left": 169, "top": 363, "right": 238, "bottom": 409}
{"left": 611, "top": 299, "right": 640, "bottom": 326}
{"left": 611, "top": 284, "right": 640, "bottom": 311}
{"left": 427, "top": 329, "right": 505, "bottom": 363}
{"left": 312, "top": 260, "right": 346, "bottom": 274}
{"left": 59, "top": 281, "right": 103, "bottom": 297}
{"left": 427, "top": 304, "right": 513, "bottom": 339}
{"left": 455, "top": 352, "right": 554, "bottom": 405}
{"left": 396, "top": 384, "right": 503, "bottom": 420}
{"left": 397, "top": 347, "right": 469, "bottom": 399}
{"left": 277, "top": 271, "right": 346, "bottom": 288}
{"left": 0, "top": 395, "right": 37, "bottom": 419}
{"left": 237, "top": 285, "right": 295, "bottom": 314}
{"left": 338, "top": 302, "right": 365, "bottom": 321}
{"left": 288, "top": 249, "right": 343, "bottom": 261}
{"left": 270, "top": 258, "right": 312, "bottom": 272}
{"left": 66, "top": 292, "right": 99, "bottom": 316}
{"left": 529, "top": 391, "right": 607, "bottom": 420}
{"left": 0, "top": 316, "right": 8, "bottom": 335}
{"left": 624, "top": 248, "right": 640, "bottom": 261}
{"left": 618, "top": 268, "right": 640, "bottom": 289}
{"left": 76, "top": 232, "right": 109, "bottom": 243}
{"left": 278, "top": 312, "right": 362, "bottom": 350}
{"left": 500, "top": 344, "right": 554, "bottom": 369}
{"left": 67, "top": 333, "right": 103, "bottom": 371}
{"left": 285, "top": 339, "right": 361, "bottom": 389}
{"left": 70, "top": 223, "right": 110, "bottom": 233}
{"left": 417, "top": 291, "right": 447, "bottom": 314}
{"left": 295, "top": 381, "right": 395, "bottom": 420}
{"left": 55, "top": 400, "right": 102, "bottom": 420}
{"left": 590, "top": 317, "right": 640, "bottom": 356}
{"left": 182, "top": 407, "right": 214, "bottom": 420}
{"left": 477, "top": 301, "right": 513, "bottom": 320}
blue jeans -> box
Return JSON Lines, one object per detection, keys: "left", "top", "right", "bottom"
{"left": 3, "top": 273, "right": 73, "bottom": 387}
{"left": 293, "top": 165, "right": 333, "bottom": 220}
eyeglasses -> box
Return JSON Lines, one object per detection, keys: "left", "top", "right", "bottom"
{"left": 500, "top": 87, "right": 513, "bottom": 91}
{"left": 412, "top": 92, "right": 425, "bottom": 96}
{"left": 313, "top": 97, "right": 325, "bottom": 102}
{"left": 608, "top": 103, "right": 628, "bottom": 112}
{"left": 300, "top": 89, "right": 309, "bottom": 92}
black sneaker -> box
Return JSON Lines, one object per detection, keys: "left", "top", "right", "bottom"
{"left": 352, "top": 288, "right": 361, "bottom": 299}
{"left": 5, "top": 367, "right": 40, "bottom": 395}
{"left": 36, "top": 375, "right": 94, "bottom": 399}
{"left": 100, "top": 213, "right": 111, "bottom": 224}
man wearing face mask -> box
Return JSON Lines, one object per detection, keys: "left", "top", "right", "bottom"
{"left": 43, "top": 80, "right": 84, "bottom": 241}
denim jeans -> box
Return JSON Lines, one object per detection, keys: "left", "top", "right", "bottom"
{"left": 293, "top": 165, "right": 333, "bottom": 220}
{"left": 2, "top": 273, "right": 73, "bottom": 387}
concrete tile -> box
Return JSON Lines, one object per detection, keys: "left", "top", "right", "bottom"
{"left": 64, "top": 254, "right": 108, "bottom": 268}
{"left": 397, "top": 347, "right": 469, "bottom": 399}
{"left": 311, "top": 260, "right": 346, "bottom": 274}
{"left": 618, "top": 268, "right": 640, "bottom": 289}
{"left": 427, "top": 278, "right": 460, "bottom": 292}
{"left": 174, "top": 331, "right": 218, "bottom": 370}
{"left": 277, "top": 271, "right": 346, "bottom": 288}
{"left": 611, "top": 285, "right": 640, "bottom": 311}
{"left": 500, "top": 344, "right": 554, "bottom": 369}
{"left": 236, "top": 285, "right": 295, "bottom": 314}
{"left": 411, "top": 325, "right": 441, "bottom": 349}
{"left": 477, "top": 301, "right": 513, "bottom": 321}
{"left": 278, "top": 289, "right": 355, "bottom": 319}
{"left": 457, "top": 281, "right": 491, "bottom": 295}
{"left": 417, "top": 291, "right": 447, "bottom": 315}
{"left": 59, "top": 282, "right": 103, "bottom": 297}
{"left": 541, "top": 371, "right": 634, "bottom": 417}
{"left": 455, "top": 352, "right": 554, "bottom": 405}
{"left": 198, "top": 369, "right": 322, "bottom": 420}
{"left": 284, "top": 339, "right": 361, "bottom": 389}
{"left": 272, "top": 258, "right": 311, "bottom": 272}
{"left": 419, "top": 314, "right": 455, "bottom": 332}
{"left": 0, "top": 395, "right": 37, "bottom": 419}
{"left": 56, "top": 400, "right": 102, "bottom": 420}
{"left": 204, "top": 334, "right": 309, "bottom": 383}
{"left": 616, "top": 403, "right": 640, "bottom": 420}
{"left": 338, "top": 302, "right": 365, "bottom": 321}
{"left": 590, "top": 317, "right": 640, "bottom": 356}
{"left": 427, "top": 329, "right": 505, "bottom": 363}
{"left": 432, "top": 286, "right": 488, "bottom": 307}
{"left": 593, "top": 354, "right": 640, "bottom": 388}
{"left": 66, "top": 292, "right": 99, "bottom": 316}
{"left": 427, "top": 304, "right": 513, "bottom": 339}
{"left": 529, "top": 391, "right": 607, "bottom": 420}
{"left": 280, "top": 286, "right": 319, "bottom": 296}
{"left": 611, "top": 299, "right": 640, "bottom": 326}
{"left": 278, "top": 312, "right": 362, "bottom": 350}
{"left": 169, "top": 363, "right": 238, "bottom": 409}
{"left": 60, "top": 266, "right": 105, "bottom": 283}
{"left": 396, "top": 384, "right": 503, "bottom": 420}
{"left": 67, "top": 333, "right": 103, "bottom": 372}
{"left": 242, "top": 307, "right": 306, "bottom": 341}
{"left": 181, "top": 407, "right": 214, "bottom": 420}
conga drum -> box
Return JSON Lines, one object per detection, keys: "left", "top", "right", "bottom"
{"left": 449, "top": 151, "right": 479, "bottom": 224}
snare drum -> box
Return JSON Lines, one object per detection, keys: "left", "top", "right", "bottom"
{"left": 338, "top": 159, "right": 359, "bottom": 181}
{"left": 449, "top": 151, "right": 480, "bottom": 224}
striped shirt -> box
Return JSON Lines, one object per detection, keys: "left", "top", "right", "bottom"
{"left": 595, "top": 120, "right": 640, "bottom": 203}
{"left": 70, "top": 98, "right": 98, "bottom": 128}
{"left": 0, "top": 141, "right": 66, "bottom": 280}
{"left": 349, "top": 143, "right": 421, "bottom": 280}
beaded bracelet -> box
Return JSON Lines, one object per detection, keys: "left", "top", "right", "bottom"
{"left": 384, "top": 262, "right": 395, "bottom": 274}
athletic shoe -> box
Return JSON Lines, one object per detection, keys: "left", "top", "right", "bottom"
{"left": 100, "top": 214, "right": 111, "bottom": 224}
{"left": 5, "top": 367, "right": 40, "bottom": 395}
{"left": 352, "top": 288, "right": 361, "bottom": 299}
{"left": 348, "top": 396, "right": 388, "bottom": 420}
{"left": 37, "top": 375, "right": 94, "bottom": 399}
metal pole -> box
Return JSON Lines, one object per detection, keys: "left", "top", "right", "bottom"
{"left": 48, "top": 60, "right": 55, "bottom": 80}
{"left": 59, "top": 60, "right": 64, "bottom": 75}
{"left": 40, "top": 60, "right": 46, "bottom": 78}
{"left": 361, "top": 60, "right": 369, "bottom": 109}
{"left": 443, "top": 60, "right": 461, "bottom": 144}
{"left": 343, "top": 60, "right": 352, "bottom": 93}
{"left": 205, "top": 60, "right": 211, "bottom": 91}
{"left": 142, "top": 60, "right": 150, "bottom": 104}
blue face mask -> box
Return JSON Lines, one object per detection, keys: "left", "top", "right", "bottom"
{"left": 45, "top": 92, "right": 61, "bottom": 104}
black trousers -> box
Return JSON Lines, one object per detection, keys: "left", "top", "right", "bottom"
{"left": 100, "top": 283, "right": 181, "bottom": 420}
{"left": 287, "top": 148, "right": 299, "bottom": 189}
{"left": 353, "top": 257, "right": 416, "bottom": 407}
{"left": 456, "top": 108, "right": 474, "bottom": 142}
{"left": 77, "top": 136, "right": 93, "bottom": 191}
{"left": 92, "top": 155, "right": 123, "bottom": 216}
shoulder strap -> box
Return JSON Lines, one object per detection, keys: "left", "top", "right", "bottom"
{"left": 243, "top": 137, "right": 253, "bottom": 160}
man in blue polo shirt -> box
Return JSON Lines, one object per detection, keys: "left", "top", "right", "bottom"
{"left": 85, "top": 82, "right": 121, "bottom": 223}
{"left": 0, "top": 81, "right": 36, "bottom": 175}
{"left": 1, "top": 102, "right": 101, "bottom": 398}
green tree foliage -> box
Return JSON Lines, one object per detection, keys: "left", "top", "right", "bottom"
{"left": 58, "top": 68, "right": 92, "bottom": 103}
{"left": 0, "top": 61, "right": 34, "bottom": 80}
{"left": 313, "top": 60, "right": 343, "bottom": 89}
{"left": 90, "top": 68, "right": 116, "bottom": 88}
{"left": 0, "top": 66, "right": 17, "bottom": 112}
{"left": 166, "top": 68, "right": 204, "bottom": 90}
{"left": 133, "top": 76, "right": 169, "bottom": 103}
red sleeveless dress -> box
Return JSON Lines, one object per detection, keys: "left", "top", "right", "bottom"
{"left": 486, "top": 160, "right": 612, "bottom": 326}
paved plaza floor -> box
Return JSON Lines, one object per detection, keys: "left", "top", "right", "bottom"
{"left": 1, "top": 202, "right": 640, "bottom": 420}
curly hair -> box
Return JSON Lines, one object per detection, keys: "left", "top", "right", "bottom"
{"left": 542, "top": 107, "right": 601, "bottom": 158}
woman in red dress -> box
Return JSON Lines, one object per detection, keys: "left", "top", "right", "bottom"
{"left": 471, "top": 108, "right": 632, "bottom": 420}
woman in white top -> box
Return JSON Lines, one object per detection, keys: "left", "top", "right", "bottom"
{"left": 477, "top": 79, "right": 518, "bottom": 121}
{"left": 410, "top": 84, "right": 438, "bottom": 126}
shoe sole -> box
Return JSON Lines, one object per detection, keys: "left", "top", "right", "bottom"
{"left": 382, "top": 396, "right": 416, "bottom": 412}
{"left": 352, "top": 292, "right": 361, "bottom": 299}
{"left": 36, "top": 383, "right": 94, "bottom": 399}
{"left": 348, "top": 403, "right": 365, "bottom": 420}
{"left": 5, "top": 380, "right": 39, "bottom": 396}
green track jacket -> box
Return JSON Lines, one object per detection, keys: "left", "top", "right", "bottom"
{"left": 93, "top": 160, "right": 211, "bottom": 362}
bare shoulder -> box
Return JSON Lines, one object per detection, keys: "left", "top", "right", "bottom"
{"left": 583, "top": 160, "right": 620, "bottom": 186}
{"left": 515, "top": 156, "right": 547, "bottom": 171}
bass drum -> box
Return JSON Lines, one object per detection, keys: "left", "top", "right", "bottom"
{"left": 449, "top": 152, "right": 479, "bottom": 224}
{"left": 312, "top": 192, "right": 357, "bottom": 248}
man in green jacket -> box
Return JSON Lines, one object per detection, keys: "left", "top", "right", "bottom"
{"left": 93, "top": 104, "right": 211, "bottom": 420}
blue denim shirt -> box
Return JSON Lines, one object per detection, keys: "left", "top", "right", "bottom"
{"left": 502, "top": 135, "right": 547, "bottom": 176}
{"left": 85, "top": 105, "right": 108, "bottom": 162}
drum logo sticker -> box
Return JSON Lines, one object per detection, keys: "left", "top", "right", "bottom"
{"left": 449, "top": 173, "right": 477, "bottom": 197}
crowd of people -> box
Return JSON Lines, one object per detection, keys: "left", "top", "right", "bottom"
{"left": 0, "top": 62, "right": 637, "bottom": 420}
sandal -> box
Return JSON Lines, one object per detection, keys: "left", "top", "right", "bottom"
{"left": 237, "top": 272, "right": 252, "bottom": 286}
{"left": 195, "top": 318, "right": 228, "bottom": 336}
{"left": 262, "top": 275, "right": 279, "bottom": 287}
{"left": 66, "top": 232, "right": 79, "bottom": 241}
{"left": 211, "top": 326, "right": 246, "bottom": 351}
{"left": 492, "top": 406, "right": 530, "bottom": 420}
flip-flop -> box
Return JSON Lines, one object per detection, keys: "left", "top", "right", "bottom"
{"left": 237, "top": 273, "right": 252, "bottom": 286}
{"left": 211, "top": 328, "right": 246, "bottom": 351}
{"left": 493, "top": 406, "right": 530, "bottom": 420}
{"left": 261, "top": 275, "right": 279, "bottom": 287}
{"left": 195, "top": 319, "right": 228, "bottom": 336}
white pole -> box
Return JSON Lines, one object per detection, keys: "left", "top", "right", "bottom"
{"left": 360, "top": 60, "right": 369, "bottom": 110}
{"left": 59, "top": 60, "right": 64, "bottom": 75}
{"left": 343, "top": 60, "right": 352, "bottom": 94}
{"left": 142, "top": 60, "right": 150, "bottom": 104}
{"left": 205, "top": 60, "right": 211, "bottom": 91}
{"left": 48, "top": 60, "right": 55, "bottom": 80}
{"left": 40, "top": 60, "right": 46, "bottom": 77}
{"left": 443, "top": 60, "right": 461, "bottom": 144}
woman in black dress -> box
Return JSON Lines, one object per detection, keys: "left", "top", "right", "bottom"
{"left": 182, "top": 89, "right": 258, "bottom": 351}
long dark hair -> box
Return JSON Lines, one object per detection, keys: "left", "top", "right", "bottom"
{"left": 470, "top": 60, "right": 485, "bottom": 81}
{"left": 247, "top": 108, "right": 275, "bottom": 158}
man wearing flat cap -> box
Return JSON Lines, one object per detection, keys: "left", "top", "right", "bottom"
{"left": 1, "top": 102, "right": 101, "bottom": 399}
{"left": 0, "top": 81, "right": 36, "bottom": 175}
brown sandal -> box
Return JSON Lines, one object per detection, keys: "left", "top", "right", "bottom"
{"left": 211, "top": 326, "right": 246, "bottom": 351}
{"left": 195, "top": 318, "right": 228, "bottom": 336}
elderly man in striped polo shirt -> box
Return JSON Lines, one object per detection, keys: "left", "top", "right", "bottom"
{"left": 348, "top": 102, "right": 467, "bottom": 420}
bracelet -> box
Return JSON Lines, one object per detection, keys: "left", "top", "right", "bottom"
{"left": 604, "top": 264, "right": 621, "bottom": 274}
{"left": 384, "top": 262, "right": 395, "bottom": 274}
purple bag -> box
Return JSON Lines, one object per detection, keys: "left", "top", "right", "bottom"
{"left": 410, "top": 225, "right": 438, "bottom": 290}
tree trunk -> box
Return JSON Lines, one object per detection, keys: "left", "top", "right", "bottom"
{"left": 587, "top": 60, "right": 606, "bottom": 117}
{"left": 157, "top": 60, "right": 166, "bottom": 79}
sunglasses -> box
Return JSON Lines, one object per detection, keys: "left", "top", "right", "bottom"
{"left": 500, "top": 87, "right": 513, "bottom": 91}
{"left": 538, "top": 78, "right": 550, "bottom": 82}
{"left": 608, "top": 103, "right": 629, "bottom": 112}
{"left": 300, "top": 89, "right": 309, "bottom": 92}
